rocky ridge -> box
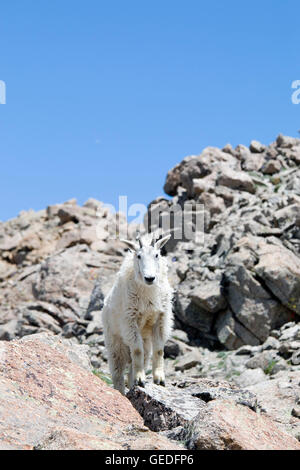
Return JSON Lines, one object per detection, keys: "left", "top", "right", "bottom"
{"left": 147, "top": 134, "right": 300, "bottom": 351}
{"left": 0, "top": 134, "right": 300, "bottom": 449}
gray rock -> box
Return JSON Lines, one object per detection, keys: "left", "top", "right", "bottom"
{"left": 190, "top": 281, "right": 227, "bottom": 313}
{"left": 127, "top": 383, "right": 205, "bottom": 432}
{"left": 255, "top": 242, "right": 300, "bottom": 315}
{"left": 247, "top": 370, "right": 300, "bottom": 439}
{"left": 175, "top": 279, "right": 215, "bottom": 335}
{"left": 215, "top": 310, "right": 244, "bottom": 350}
{"left": 261, "top": 336, "right": 281, "bottom": 351}
{"left": 292, "top": 407, "right": 300, "bottom": 419}
{"left": 233, "top": 368, "right": 266, "bottom": 387}
{"left": 291, "top": 350, "right": 300, "bottom": 366}
{"left": 278, "top": 340, "right": 300, "bottom": 358}
{"left": 217, "top": 168, "right": 256, "bottom": 194}
{"left": 262, "top": 160, "right": 281, "bottom": 175}
{"left": 225, "top": 263, "right": 283, "bottom": 342}
{"left": 249, "top": 140, "right": 266, "bottom": 153}
{"left": 164, "top": 339, "right": 182, "bottom": 359}
{"left": 276, "top": 134, "right": 300, "bottom": 149}
{"left": 0, "top": 319, "right": 19, "bottom": 341}
{"left": 184, "top": 378, "right": 258, "bottom": 410}
{"left": 245, "top": 350, "right": 283, "bottom": 374}
{"left": 172, "top": 329, "right": 189, "bottom": 343}
{"left": 174, "top": 350, "right": 202, "bottom": 371}
{"left": 187, "top": 398, "right": 300, "bottom": 450}
{"left": 279, "top": 324, "right": 300, "bottom": 341}
{"left": 235, "top": 345, "right": 256, "bottom": 356}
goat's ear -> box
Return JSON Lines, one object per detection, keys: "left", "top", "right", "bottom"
{"left": 120, "top": 239, "right": 138, "bottom": 252}
{"left": 155, "top": 234, "right": 171, "bottom": 250}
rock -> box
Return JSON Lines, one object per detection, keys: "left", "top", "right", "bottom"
{"left": 0, "top": 260, "right": 16, "bottom": 281}
{"left": 163, "top": 164, "right": 182, "bottom": 196}
{"left": 174, "top": 350, "right": 202, "bottom": 371}
{"left": 193, "top": 175, "right": 216, "bottom": 195}
{"left": 274, "top": 204, "right": 300, "bottom": 226}
{"left": 245, "top": 350, "right": 282, "bottom": 374}
{"left": 198, "top": 192, "right": 226, "bottom": 216}
{"left": 0, "top": 319, "right": 19, "bottom": 341}
{"left": 188, "top": 399, "right": 300, "bottom": 450}
{"left": 215, "top": 310, "right": 244, "bottom": 350}
{"left": 233, "top": 368, "right": 266, "bottom": 387}
{"left": 247, "top": 370, "right": 300, "bottom": 439}
{"left": 190, "top": 281, "right": 227, "bottom": 313}
{"left": 292, "top": 407, "right": 300, "bottom": 419}
{"left": 57, "top": 206, "right": 81, "bottom": 224}
{"left": 255, "top": 242, "right": 300, "bottom": 315}
{"left": 249, "top": 140, "right": 266, "bottom": 153}
{"left": 291, "top": 349, "right": 300, "bottom": 365}
{"left": 242, "top": 153, "right": 265, "bottom": 172}
{"left": 262, "top": 160, "right": 281, "bottom": 174}
{"left": 127, "top": 383, "right": 205, "bottom": 432}
{"left": 164, "top": 339, "right": 182, "bottom": 359}
{"left": 0, "top": 233, "right": 22, "bottom": 251}
{"left": 127, "top": 380, "right": 300, "bottom": 450}
{"left": 278, "top": 340, "right": 300, "bottom": 358}
{"left": 217, "top": 168, "right": 256, "bottom": 194}
{"left": 261, "top": 336, "right": 281, "bottom": 351}
{"left": 0, "top": 334, "right": 180, "bottom": 450}
{"left": 2, "top": 134, "right": 300, "bottom": 448}
{"left": 276, "top": 134, "right": 300, "bottom": 149}
{"left": 172, "top": 329, "right": 189, "bottom": 343}
{"left": 225, "top": 263, "right": 283, "bottom": 342}
{"left": 235, "top": 345, "right": 259, "bottom": 356}
{"left": 85, "top": 277, "right": 104, "bottom": 320}
{"left": 175, "top": 278, "right": 216, "bottom": 335}
{"left": 279, "top": 323, "right": 300, "bottom": 340}
{"left": 183, "top": 378, "right": 258, "bottom": 410}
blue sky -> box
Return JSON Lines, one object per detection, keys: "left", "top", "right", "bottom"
{"left": 0, "top": 0, "right": 299, "bottom": 221}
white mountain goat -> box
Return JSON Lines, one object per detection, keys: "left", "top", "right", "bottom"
{"left": 102, "top": 233, "right": 173, "bottom": 395}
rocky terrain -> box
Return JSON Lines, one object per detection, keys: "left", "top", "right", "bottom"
{"left": 1, "top": 333, "right": 299, "bottom": 450}
{"left": 0, "top": 134, "right": 300, "bottom": 449}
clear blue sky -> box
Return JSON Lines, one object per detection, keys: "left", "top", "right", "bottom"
{"left": 0, "top": 0, "right": 299, "bottom": 221}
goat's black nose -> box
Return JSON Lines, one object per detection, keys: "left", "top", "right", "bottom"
{"left": 145, "top": 276, "right": 155, "bottom": 284}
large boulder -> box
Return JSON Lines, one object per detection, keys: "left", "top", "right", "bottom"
{"left": 0, "top": 333, "right": 181, "bottom": 450}
{"left": 127, "top": 380, "right": 300, "bottom": 450}
{"left": 254, "top": 241, "right": 300, "bottom": 315}
{"left": 247, "top": 370, "right": 300, "bottom": 440}
{"left": 188, "top": 399, "right": 300, "bottom": 450}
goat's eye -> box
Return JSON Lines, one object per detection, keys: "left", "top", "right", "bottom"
{"left": 137, "top": 254, "right": 141, "bottom": 259}
{"left": 155, "top": 254, "right": 159, "bottom": 258}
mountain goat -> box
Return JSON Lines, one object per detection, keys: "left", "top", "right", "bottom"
{"left": 102, "top": 233, "right": 173, "bottom": 395}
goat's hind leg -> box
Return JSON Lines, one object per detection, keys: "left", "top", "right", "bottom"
{"left": 127, "top": 361, "right": 134, "bottom": 390}
{"left": 108, "top": 337, "right": 128, "bottom": 395}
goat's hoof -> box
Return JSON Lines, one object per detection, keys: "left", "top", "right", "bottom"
{"left": 135, "top": 378, "right": 145, "bottom": 387}
{"left": 154, "top": 378, "right": 165, "bottom": 387}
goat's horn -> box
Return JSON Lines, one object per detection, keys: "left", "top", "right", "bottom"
{"left": 150, "top": 233, "right": 156, "bottom": 247}
{"left": 155, "top": 233, "right": 163, "bottom": 244}
{"left": 136, "top": 230, "right": 142, "bottom": 248}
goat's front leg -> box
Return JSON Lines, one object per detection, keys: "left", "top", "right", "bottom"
{"left": 152, "top": 314, "right": 166, "bottom": 386}
{"left": 125, "top": 320, "right": 146, "bottom": 387}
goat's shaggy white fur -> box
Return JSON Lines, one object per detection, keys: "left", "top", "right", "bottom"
{"left": 102, "top": 235, "right": 173, "bottom": 395}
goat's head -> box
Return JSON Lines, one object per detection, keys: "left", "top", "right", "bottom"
{"left": 121, "top": 232, "right": 171, "bottom": 286}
